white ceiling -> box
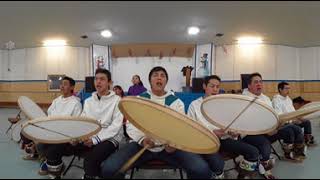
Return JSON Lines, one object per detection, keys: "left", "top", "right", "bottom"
{"left": 1, "top": 1, "right": 320, "bottom": 49}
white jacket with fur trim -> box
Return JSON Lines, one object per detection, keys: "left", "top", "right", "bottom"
{"left": 48, "top": 95, "right": 82, "bottom": 116}
{"left": 126, "top": 91, "right": 185, "bottom": 152}
{"left": 81, "top": 91, "right": 123, "bottom": 146}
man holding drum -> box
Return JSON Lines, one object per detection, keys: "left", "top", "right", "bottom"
{"left": 244, "top": 73, "right": 306, "bottom": 162}
{"left": 101, "top": 66, "right": 216, "bottom": 179}
{"left": 242, "top": 73, "right": 277, "bottom": 179}
{"left": 272, "top": 82, "right": 316, "bottom": 147}
{"left": 37, "top": 76, "right": 83, "bottom": 175}
{"left": 188, "top": 75, "right": 263, "bottom": 179}
{"left": 43, "top": 69, "right": 124, "bottom": 179}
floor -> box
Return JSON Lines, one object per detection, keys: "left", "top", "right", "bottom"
{"left": 1, "top": 108, "right": 320, "bottom": 179}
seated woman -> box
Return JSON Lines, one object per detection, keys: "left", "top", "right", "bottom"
{"left": 127, "top": 75, "right": 147, "bottom": 96}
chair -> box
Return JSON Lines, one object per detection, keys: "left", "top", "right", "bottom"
{"left": 129, "top": 159, "right": 184, "bottom": 179}
{"left": 220, "top": 151, "right": 239, "bottom": 172}
{"left": 6, "top": 110, "right": 22, "bottom": 135}
{"left": 62, "top": 152, "right": 85, "bottom": 176}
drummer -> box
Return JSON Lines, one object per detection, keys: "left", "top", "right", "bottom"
{"left": 101, "top": 66, "right": 215, "bottom": 179}
{"left": 242, "top": 72, "right": 278, "bottom": 178}
{"left": 43, "top": 69, "right": 124, "bottom": 179}
{"left": 244, "top": 73, "right": 305, "bottom": 164}
{"left": 20, "top": 77, "right": 82, "bottom": 162}
{"left": 188, "top": 75, "right": 263, "bottom": 179}
{"left": 36, "top": 76, "right": 83, "bottom": 175}
{"left": 289, "top": 95, "right": 317, "bottom": 146}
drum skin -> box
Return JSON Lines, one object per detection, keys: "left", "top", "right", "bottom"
{"left": 21, "top": 116, "right": 101, "bottom": 144}
{"left": 201, "top": 94, "right": 280, "bottom": 135}
{"left": 18, "top": 96, "right": 47, "bottom": 120}
{"left": 119, "top": 96, "right": 220, "bottom": 154}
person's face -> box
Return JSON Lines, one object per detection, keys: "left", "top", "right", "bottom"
{"left": 132, "top": 76, "right": 140, "bottom": 85}
{"left": 113, "top": 87, "right": 122, "bottom": 97}
{"left": 150, "top": 71, "right": 167, "bottom": 92}
{"left": 60, "top": 79, "right": 74, "bottom": 95}
{"left": 248, "top": 76, "right": 263, "bottom": 96}
{"left": 293, "top": 102, "right": 303, "bottom": 110}
{"left": 280, "top": 85, "right": 290, "bottom": 97}
{"left": 95, "top": 73, "right": 110, "bottom": 94}
{"left": 203, "top": 79, "right": 220, "bottom": 96}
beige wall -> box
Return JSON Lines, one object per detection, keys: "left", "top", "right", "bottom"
{"left": 220, "top": 81, "right": 320, "bottom": 101}
{"left": 0, "top": 81, "right": 84, "bottom": 108}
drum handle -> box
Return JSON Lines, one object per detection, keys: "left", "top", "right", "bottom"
{"left": 118, "top": 144, "right": 150, "bottom": 174}
{"left": 223, "top": 97, "right": 257, "bottom": 133}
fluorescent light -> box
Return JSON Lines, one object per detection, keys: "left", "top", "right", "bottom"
{"left": 237, "top": 37, "right": 263, "bottom": 45}
{"left": 43, "top": 39, "right": 67, "bottom": 47}
{"left": 188, "top": 26, "right": 200, "bottom": 35}
{"left": 101, "top": 30, "right": 112, "bottom": 38}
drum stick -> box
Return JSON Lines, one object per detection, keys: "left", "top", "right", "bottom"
{"left": 223, "top": 97, "right": 258, "bottom": 133}
{"left": 118, "top": 144, "right": 150, "bottom": 174}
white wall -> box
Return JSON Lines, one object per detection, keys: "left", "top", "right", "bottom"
{"left": 111, "top": 56, "right": 194, "bottom": 92}
{"left": 215, "top": 44, "right": 317, "bottom": 81}
{"left": 0, "top": 46, "right": 90, "bottom": 81}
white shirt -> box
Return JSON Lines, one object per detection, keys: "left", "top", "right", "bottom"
{"left": 242, "top": 90, "right": 273, "bottom": 108}
{"left": 47, "top": 95, "right": 82, "bottom": 116}
{"left": 81, "top": 91, "right": 123, "bottom": 146}
{"left": 272, "top": 94, "right": 295, "bottom": 115}
{"left": 126, "top": 90, "right": 185, "bottom": 152}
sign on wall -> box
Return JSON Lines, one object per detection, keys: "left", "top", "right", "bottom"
{"left": 92, "top": 44, "right": 109, "bottom": 74}
{"left": 195, "top": 43, "right": 214, "bottom": 78}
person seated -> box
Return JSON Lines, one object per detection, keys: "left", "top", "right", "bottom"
{"left": 188, "top": 75, "right": 261, "bottom": 179}
{"left": 291, "top": 96, "right": 316, "bottom": 146}
{"left": 127, "top": 74, "right": 147, "bottom": 96}
{"left": 42, "top": 69, "right": 123, "bottom": 179}
{"left": 101, "top": 66, "right": 215, "bottom": 179}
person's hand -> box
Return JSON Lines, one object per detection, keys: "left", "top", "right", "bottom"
{"left": 267, "top": 129, "right": 278, "bottom": 136}
{"left": 227, "top": 130, "right": 240, "bottom": 138}
{"left": 164, "top": 145, "right": 176, "bottom": 153}
{"left": 83, "top": 138, "right": 94, "bottom": 147}
{"left": 142, "top": 138, "right": 155, "bottom": 149}
{"left": 70, "top": 139, "right": 80, "bottom": 146}
{"left": 213, "top": 129, "right": 225, "bottom": 138}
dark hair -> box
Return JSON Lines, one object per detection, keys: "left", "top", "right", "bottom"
{"left": 292, "top": 96, "right": 305, "bottom": 104}
{"left": 133, "top": 75, "right": 144, "bottom": 86}
{"left": 148, "top": 66, "right": 168, "bottom": 82}
{"left": 113, "top": 85, "right": 125, "bottom": 97}
{"left": 203, "top": 75, "right": 221, "bottom": 86}
{"left": 62, "top": 76, "right": 75, "bottom": 86}
{"left": 248, "top": 72, "right": 262, "bottom": 84}
{"left": 95, "top": 68, "right": 112, "bottom": 81}
{"left": 278, "top": 81, "right": 289, "bottom": 93}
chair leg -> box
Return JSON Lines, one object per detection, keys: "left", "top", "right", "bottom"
{"left": 179, "top": 168, "right": 184, "bottom": 179}
{"left": 5, "top": 123, "right": 14, "bottom": 134}
{"left": 271, "top": 145, "right": 282, "bottom": 160}
{"left": 130, "top": 168, "right": 135, "bottom": 179}
{"left": 62, "top": 155, "right": 76, "bottom": 176}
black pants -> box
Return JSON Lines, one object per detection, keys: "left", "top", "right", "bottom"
{"left": 220, "top": 138, "right": 259, "bottom": 162}
{"left": 45, "top": 140, "right": 117, "bottom": 177}
{"left": 296, "top": 120, "right": 312, "bottom": 135}
{"left": 268, "top": 124, "right": 304, "bottom": 144}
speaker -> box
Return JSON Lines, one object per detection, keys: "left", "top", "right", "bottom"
{"left": 192, "top": 78, "right": 204, "bottom": 93}
{"left": 240, "top": 74, "right": 251, "bottom": 90}
{"left": 85, "top": 76, "right": 96, "bottom": 93}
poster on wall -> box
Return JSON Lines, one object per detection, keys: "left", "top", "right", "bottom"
{"left": 92, "top": 44, "right": 109, "bottom": 74}
{"left": 195, "top": 43, "right": 214, "bottom": 78}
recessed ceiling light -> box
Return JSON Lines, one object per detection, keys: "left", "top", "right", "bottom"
{"left": 43, "top": 39, "right": 67, "bottom": 47}
{"left": 188, "top": 26, "right": 200, "bottom": 35}
{"left": 101, "top": 30, "right": 112, "bottom": 38}
{"left": 237, "top": 36, "right": 263, "bottom": 45}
